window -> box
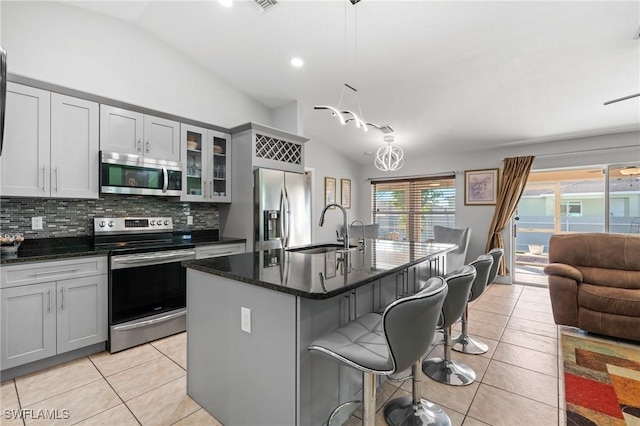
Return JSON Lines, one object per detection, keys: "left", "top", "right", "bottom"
{"left": 371, "top": 176, "right": 456, "bottom": 241}
{"left": 560, "top": 200, "right": 583, "bottom": 217}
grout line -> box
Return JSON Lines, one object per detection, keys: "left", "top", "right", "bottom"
{"left": 87, "top": 355, "right": 142, "bottom": 426}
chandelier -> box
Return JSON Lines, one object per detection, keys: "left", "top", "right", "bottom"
{"left": 375, "top": 135, "right": 404, "bottom": 172}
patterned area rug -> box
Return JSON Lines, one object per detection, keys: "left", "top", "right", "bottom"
{"left": 562, "top": 333, "right": 640, "bottom": 425}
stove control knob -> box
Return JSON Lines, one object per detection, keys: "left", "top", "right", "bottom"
{"left": 99, "top": 221, "right": 106, "bottom": 228}
{"left": 157, "top": 218, "right": 163, "bottom": 226}
{"left": 150, "top": 220, "right": 155, "bottom": 226}
{"left": 164, "top": 220, "right": 169, "bottom": 226}
{"left": 108, "top": 221, "right": 114, "bottom": 227}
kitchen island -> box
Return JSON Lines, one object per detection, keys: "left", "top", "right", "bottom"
{"left": 184, "top": 239, "right": 456, "bottom": 426}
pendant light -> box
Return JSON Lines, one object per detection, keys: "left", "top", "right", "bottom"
{"left": 375, "top": 135, "right": 404, "bottom": 172}
{"left": 314, "top": 0, "right": 381, "bottom": 132}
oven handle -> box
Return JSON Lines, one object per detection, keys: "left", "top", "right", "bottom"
{"left": 112, "top": 309, "right": 186, "bottom": 332}
{"left": 111, "top": 250, "right": 196, "bottom": 269}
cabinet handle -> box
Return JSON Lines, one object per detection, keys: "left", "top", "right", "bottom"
{"left": 54, "top": 167, "right": 59, "bottom": 192}
{"left": 137, "top": 139, "right": 142, "bottom": 152}
{"left": 42, "top": 166, "right": 46, "bottom": 191}
{"left": 47, "top": 289, "right": 51, "bottom": 313}
{"left": 60, "top": 287, "right": 64, "bottom": 310}
{"left": 210, "top": 181, "right": 213, "bottom": 198}
{"left": 145, "top": 140, "right": 150, "bottom": 153}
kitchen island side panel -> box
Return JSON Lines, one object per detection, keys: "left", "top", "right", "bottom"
{"left": 187, "top": 269, "right": 298, "bottom": 426}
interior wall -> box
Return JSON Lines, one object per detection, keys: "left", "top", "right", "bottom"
{"left": 305, "top": 139, "right": 364, "bottom": 244}
{"left": 361, "top": 131, "right": 640, "bottom": 279}
{"left": 1, "top": 1, "right": 271, "bottom": 128}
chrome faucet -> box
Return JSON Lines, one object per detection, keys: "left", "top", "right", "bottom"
{"left": 350, "top": 219, "right": 366, "bottom": 251}
{"left": 319, "top": 203, "right": 349, "bottom": 251}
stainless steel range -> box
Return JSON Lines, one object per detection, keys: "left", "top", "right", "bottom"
{"left": 94, "top": 217, "right": 195, "bottom": 353}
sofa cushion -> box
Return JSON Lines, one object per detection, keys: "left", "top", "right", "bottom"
{"left": 579, "top": 283, "right": 640, "bottom": 317}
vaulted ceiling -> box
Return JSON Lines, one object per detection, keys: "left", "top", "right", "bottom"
{"left": 61, "top": 0, "right": 640, "bottom": 164}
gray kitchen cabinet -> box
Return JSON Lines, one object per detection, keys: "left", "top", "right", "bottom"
{"left": 0, "top": 84, "right": 99, "bottom": 199}
{"left": 50, "top": 93, "right": 100, "bottom": 198}
{"left": 56, "top": 275, "right": 108, "bottom": 354}
{"left": 181, "top": 124, "right": 232, "bottom": 203}
{"left": 1, "top": 282, "right": 57, "bottom": 369}
{"left": 0, "top": 257, "right": 108, "bottom": 370}
{"left": 195, "top": 242, "right": 245, "bottom": 259}
{"left": 0, "top": 83, "right": 51, "bottom": 197}
{"left": 100, "top": 105, "right": 180, "bottom": 162}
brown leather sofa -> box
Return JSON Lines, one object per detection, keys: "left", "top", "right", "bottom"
{"left": 544, "top": 233, "right": 640, "bottom": 341}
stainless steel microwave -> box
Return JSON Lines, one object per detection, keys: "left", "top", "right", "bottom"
{"left": 100, "top": 151, "right": 182, "bottom": 196}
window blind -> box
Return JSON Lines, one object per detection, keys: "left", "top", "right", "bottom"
{"left": 371, "top": 176, "right": 456, "bottom": 242}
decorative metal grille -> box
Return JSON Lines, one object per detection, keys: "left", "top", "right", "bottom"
{"left": 255, "top": 134, "right": 302, "bottom": 165}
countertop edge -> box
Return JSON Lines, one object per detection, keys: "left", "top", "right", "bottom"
{"left": 184, "top": 244, "right": 456, "bottom": 300}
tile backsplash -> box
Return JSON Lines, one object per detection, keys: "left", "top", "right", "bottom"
{"left": 0, "top": 195, "right": 219, "bottom": 238}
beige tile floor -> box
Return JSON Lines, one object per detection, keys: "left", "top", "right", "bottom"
{"left": 2, "top": 283, "right": 638, "bottom": 425}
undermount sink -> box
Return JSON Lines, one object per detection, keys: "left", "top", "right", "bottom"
{"left": 286, "top": 244, "right": 357, "bottom": 254}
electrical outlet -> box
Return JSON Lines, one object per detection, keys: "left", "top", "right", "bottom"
{"left": 31, "top": 217, "right": 43, "bottom": 230}
{"left": 187, "top": 215, "right": 194, "bottom": 225}
{"left": 241, "top": 307, "right": 251, "bottom": 333}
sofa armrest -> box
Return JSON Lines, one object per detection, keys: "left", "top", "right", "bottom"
{"left": 544, "top": 263, "right": 583, "bottom": 283}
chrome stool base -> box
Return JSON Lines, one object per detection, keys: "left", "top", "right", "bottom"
{"left": 422, "top": 358, "right": 476, "bottom": 386}
{"left": 384, "top": 396, "right": 451, "bottom": 426}
{"left": 451, "top": 334, "right": 489, "bottom": 355}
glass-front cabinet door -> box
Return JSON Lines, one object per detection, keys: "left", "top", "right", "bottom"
{"left": 180, "top": 124, "right": 231, "bottom": 203}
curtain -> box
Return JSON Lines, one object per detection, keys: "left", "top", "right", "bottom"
{"left": 485, "top": 155, "right": 535, "bottom": 275}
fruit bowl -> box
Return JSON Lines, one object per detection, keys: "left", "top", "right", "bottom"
{"left": 1, "top": 233, "right": 24, "bottom": 254}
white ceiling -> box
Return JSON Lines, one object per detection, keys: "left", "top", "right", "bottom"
{"left": 62, "top": 0, "right": 640, "bottom": 165}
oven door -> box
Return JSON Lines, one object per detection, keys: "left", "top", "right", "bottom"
{"left": 109, "top": 249, "right": 195, "bottom": 352}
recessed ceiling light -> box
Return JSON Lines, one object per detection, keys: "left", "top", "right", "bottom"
{"left": 290, "top": 57, "right": 304, "bottom": 68}
{"left": 218, "top": 0, "right": 233, "bottom": 7}
{"left": 364, "top": 151, "right": 373, "bottom": 155}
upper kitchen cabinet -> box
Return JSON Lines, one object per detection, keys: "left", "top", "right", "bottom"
{"left": 100, "top": 105, "right": 180, "bottom": 162}
{"left": 0, "top": 84, "right": 99, "bottom": 199}
{"left": 230, "top": 123, "right": 307, "bottom": 174}
{"left": 181, "top": 124, "right": 231, "bottom": 203}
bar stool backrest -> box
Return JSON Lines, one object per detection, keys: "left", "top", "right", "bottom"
{"left": 434, "top": 225, "right": 471, "bottom": 272}
{"left": 468, "top": 255, "right": 493, "bottom": 302}
{"left": 487, "top": 248, "right": 504, "bottom": 284}
{"left": 441, "top": 265, "right": 477, "bottom": 328}
{"left": 383, "top": 276, "right": 448, "bottom": 374}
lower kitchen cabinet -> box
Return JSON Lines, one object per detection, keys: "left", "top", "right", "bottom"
{"left": 0, "top": 257, "right": 108, "bottom": 370}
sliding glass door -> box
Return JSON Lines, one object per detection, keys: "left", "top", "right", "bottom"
{"left": 513, "top": 163, "right": 639, "bottom": 286}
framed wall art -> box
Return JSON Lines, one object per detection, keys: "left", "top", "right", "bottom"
{"left": 465, "top": 168, "right": 499, "bottom": 205}
{"left": 324, "top": 177, "right": 336, "bottom": 207}
{"left": 340, "top": 178, "right": 352, "bottom": 209}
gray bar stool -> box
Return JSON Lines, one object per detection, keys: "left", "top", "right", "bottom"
{"left": 309, "top": 278, "right": 448, "bottom": 425}
{"left": 452, "top": 255, "right": 493, "bottom": 355}
{"left": 487, "top": 248, "right": 504, "bottom": 285}
{"left": 383, "top": 277, "right": 452, "bottom": 426}
{"left": 422, "top": 265, "right": 477, "bottom": 386}
{"left": 433, "top": 225, "right": 471, "bottom": 273}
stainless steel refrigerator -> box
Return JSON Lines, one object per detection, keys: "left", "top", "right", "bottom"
{"left": 255, "top": 168, "right": 311, "bottom": 251}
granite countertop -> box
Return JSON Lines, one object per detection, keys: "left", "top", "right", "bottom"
{"left": 184, "top": 239, "right": 457, "bottom": 299}
{"left": 0, "top": 230, "right": 246, "bottom": 265}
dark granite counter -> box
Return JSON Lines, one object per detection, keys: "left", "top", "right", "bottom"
{"left": 184, "top": 239, "right": 456, "bottom": 299}
{"left": 0, "top": 231, "right": 246, "bottom": 265}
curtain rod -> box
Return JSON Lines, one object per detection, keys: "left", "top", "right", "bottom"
{"left": 368, "top": 171, "right": 458, "bottom": 182}
{"left": 535, "top": 144, "right": 639, "bottom": 159}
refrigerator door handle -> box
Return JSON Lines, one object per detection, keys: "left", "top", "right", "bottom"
{"left": 279, "top": 187, "right": 287, "bottom": 248}
{"left": 284, "top": 186, "right": 291, "bottom": 248}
